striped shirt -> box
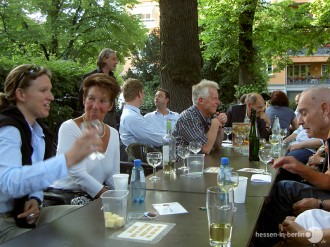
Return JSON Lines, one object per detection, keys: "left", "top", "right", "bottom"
{"left": 172, "top": 105, "right": 210, "bottom": 146}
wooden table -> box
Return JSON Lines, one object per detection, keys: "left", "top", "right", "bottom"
{"left": 0, "top": 190, "right": 264, "bottom": 247}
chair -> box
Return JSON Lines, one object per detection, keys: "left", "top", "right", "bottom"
{"left": 125, "top": 143, "right": 160, "bottom": 163}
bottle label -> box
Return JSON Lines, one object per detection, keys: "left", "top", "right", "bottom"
{"left": 163, "top": 145, "right": 170, "bottom": 162}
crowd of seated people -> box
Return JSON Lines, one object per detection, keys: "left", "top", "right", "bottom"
{"left": 3, "top": 59, "right": 330, "bottom": 246}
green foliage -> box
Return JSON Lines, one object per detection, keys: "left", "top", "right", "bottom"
{"left": 0, "top": 0, "right": 147, "bottom": 64}
{"left": 0, "top": 56, "right": 88, "bottom": 137}
{"left": 124, "top": 29, "right": 161, "bottom": 112}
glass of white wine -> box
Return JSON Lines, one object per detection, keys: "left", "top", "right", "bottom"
{"left": 269, "top": 134, "right": 281, "bottom": 157}
{"left": 177, "top": 145, "right": 190, "bottom": 170}
{"left": 259, "top": 148, "right": 273, "bottom": 175}
{"left": 280, "top": 128, "right": 288, "bottom": 145}
{"left": 80, "top": 119, "right": 105, "bottom": 160}
{"left": 147, "top": 152, "right": 162, "bottom": 181}
{"left": 259, "top": 138, "right": 266, "bottom": 150}
{"left": 207, "top": 187, "right": 234, "bottom": 247}
{"left": 223, "top": 127, "right": 232, "bottom": 142}
{"left": 217, "top": 171, "right": 239, "bottom": 210}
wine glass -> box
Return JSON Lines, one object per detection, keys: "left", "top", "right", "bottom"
{"left": 223, "top": 127, "right": 232, "bottom": 142}
{"left": 217, "top": 171, "right": 239, "bottom": 210}
{"left": 259, "top": 138, "right": 266, "bottom": 150}
{"left": 258, "top": 148, "right": 272, "bottom": 175}
{"left": 177, "top": 145, "right": 190, "bottom": 170}
{"left": 280, "top": 128, "right": 288, "bottom": 145}
{"left": 234, "top": 135, "right": 244, "bottom": 153}
{"left": 80, "top": 119, "right": 105, "bottom": 160}
{"left": 147, "top": 152, "right": 162, "bottom": 181}
{"left": 189, "top": 141, "right": 202, "bottom": 154}
{"left": 269, "top": 134, "right": 281, "bottom": 157}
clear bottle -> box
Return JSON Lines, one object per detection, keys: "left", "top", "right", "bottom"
{"left": 272, "top": 115, "right": 281, "bottom": 135}
{"left": 130, "top": 159, "right": 146, "bottom": 203}
{"left": 162, "top": 119, "right": 176, "bottom": 175}
{"left": 249, "top": 109, "right": 260, "bottom": 161}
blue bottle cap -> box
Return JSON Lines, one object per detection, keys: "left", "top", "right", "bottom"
{"left": 221, "top": 157, "right": 229, "bottom": 166}
{"left": 134, "top": 159, "right": 142, "bottom": 166}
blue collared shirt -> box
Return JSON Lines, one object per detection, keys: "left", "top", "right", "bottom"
{"left": 119, "top": 105, "right": 164, "bottom": 147}
{"left": 0, "top": 123, "right": 68, "bottom": 213}
{"left": 144, "top": 109, "right": 180, "bottom": 135}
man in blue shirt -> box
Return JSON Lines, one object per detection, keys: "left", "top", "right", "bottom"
{"left": 144, "top": 88, "right": 180, "bottom": 135}
{"left": 119, "top": 78, "right": 164, "bottom": 148}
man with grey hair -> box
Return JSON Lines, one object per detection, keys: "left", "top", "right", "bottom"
{"left": 255, "top": 86, "right": 330, "bottom": 246}
{"left": 172, "top": 79, "right": 227, "bottom": 154}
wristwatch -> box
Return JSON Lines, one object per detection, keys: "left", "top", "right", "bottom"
{"left": 319, "top": 157, "right": 325, "bottom": 165}
{"left": 319, "top": 199, "right": 324, "bottom": 209}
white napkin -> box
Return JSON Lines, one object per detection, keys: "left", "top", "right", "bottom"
{"left": 250, "top": 174, "right": 272, "bottom": 183}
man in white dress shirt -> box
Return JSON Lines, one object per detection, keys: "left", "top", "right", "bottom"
{"left": 144, "top": 88, "right": 180, "bottom": 135}
{"left": 119, "top": 78, "right": 164, "bottom": 148}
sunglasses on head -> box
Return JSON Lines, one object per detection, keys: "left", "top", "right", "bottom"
{"left": 16, "top": 65, "right": 41, "bottom": 88}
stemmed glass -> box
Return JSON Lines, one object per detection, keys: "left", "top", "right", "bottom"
{"left": 234, "top": 135, "right": 244, "bottom": 153}
{"left": 223, "top": 127, "right": 232, "bottom": 142}
{"left": 217, "top": 171, "right": 239, "bottom": 210}
{"left": 269, "top": 134, "right": 281, "bottom": 157}
{"left": 147, "top": 152, "right": 162, "bottom": 181}
{"left": 259, "top": 138, "right": 266, "bottom": 150}
{"left": 80, "top": 119, "right": 105, "bottom": 160}
{"left": 177, "top": 145, "right": 190, "bottom": 170}
{"left": 280, "top": 128, "right": 288, "bottom": 146}
{"left": 258, "top": 148, "right": 273, "bottom": 175}
{"left": 189, "top": 141, "right": 202, "bottom": 154}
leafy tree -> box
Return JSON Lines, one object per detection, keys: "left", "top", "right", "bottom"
{"left": 199, "top": 0, "right": 330, "bottom": 104}
{"left": 0, "top": 0, "right": 147, "bottom": 63}
{"left": 255, "top": 0, "right": 330, "bottom": 72}
{"left": 124, "top": 28, "right": 161, "bottom": 112}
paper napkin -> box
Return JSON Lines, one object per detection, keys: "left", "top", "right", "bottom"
{"left": 250, "top": 174, "right": 272, "bottom": 183}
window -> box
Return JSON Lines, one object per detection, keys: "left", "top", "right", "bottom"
{"left": 287, "top": 64, "right": 310, "bottom": 78}
{"left": 267, "top": 64, "right": 273, "bottom": 75}
{"left": 322, "top": 64, "right": 330, "bottom": 77}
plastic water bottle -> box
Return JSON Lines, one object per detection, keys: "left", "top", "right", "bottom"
{"left": 220, "top": 157, "right": 231, "bottom": 174}
{"left": 130, "top": 159, "right": 146, "bottom": 203}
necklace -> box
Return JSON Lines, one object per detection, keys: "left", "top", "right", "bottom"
{"left": 82, "top": 114, "right": 106, "bottom": 138}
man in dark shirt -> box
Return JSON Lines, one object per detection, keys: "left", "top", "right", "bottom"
{"left": 225, "top": 93, "right": 271, "bottom": 140}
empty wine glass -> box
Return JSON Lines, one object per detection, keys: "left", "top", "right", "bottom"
{"left": 147, "top": 152, "right": 162, "bottom": 181}
{"left": 234, "top": 135, "right": 244, "bottom": 153}
{"left": 189, "top": 141, "right": 202, "bottom": 154}
{"left": 223, "top": 127, "right": 232, "bottom": 142}
{"left": 177, "top": 145, "right": 190, "bottom": 170}
{"left": 80, "top": 119, "right": 105, "bottom": 160}
{"left": 217, "top": 171, "right": 239, "bottom": 210}
{"left": 259, "top": 148, "right": 272, "bottom": 175}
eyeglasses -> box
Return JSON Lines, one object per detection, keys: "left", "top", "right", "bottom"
{"left": 16, "top": 65, "right": 41, "bottom": 88}
{"left": 85, "top": 96, "right": 111, "bottom": 106}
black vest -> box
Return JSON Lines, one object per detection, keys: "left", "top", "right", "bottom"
{"left": 0, "top": 106, "right": 55, "bottom": 228}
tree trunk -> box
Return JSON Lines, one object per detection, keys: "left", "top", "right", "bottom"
{"left": 159, "top": 0, "right": 201, "bottom": 113}
{"left": 238, "top": 0, "right": 258, "bottom": 85}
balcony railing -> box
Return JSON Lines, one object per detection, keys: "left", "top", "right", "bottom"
{"left": 287, "top": 77, "right": 330, "bottom": 85}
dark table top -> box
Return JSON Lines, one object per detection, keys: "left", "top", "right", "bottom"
{"left": 0, "top": 190, "right": 264, "bottom": 247}
{"left": 146, "top": 146, "right": 278, "bottom": 197}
